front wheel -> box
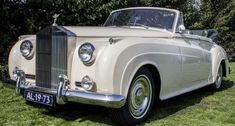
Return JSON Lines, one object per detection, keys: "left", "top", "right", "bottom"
{"left": 109, "top": 68, "right": 155, "bottom": 125}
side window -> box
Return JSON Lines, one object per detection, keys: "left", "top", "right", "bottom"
{"left": 176, "top": 13, "right": 184, "bottom": 28}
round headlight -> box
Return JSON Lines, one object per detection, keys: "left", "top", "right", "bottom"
{"left": 78, "top": 43, "right": 95, "bottom": 63}
{"left": 20, "top": 40, "right": 33, "bottom": 58}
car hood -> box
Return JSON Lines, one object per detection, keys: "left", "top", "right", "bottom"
{"left": 64, "top": 26, "right": 172, "bottom": 38}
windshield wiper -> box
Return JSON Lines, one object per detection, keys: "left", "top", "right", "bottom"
{"left": 126, "top": 23, "right": 149, "bottom": 29}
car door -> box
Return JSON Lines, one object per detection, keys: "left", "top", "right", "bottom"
{"left": 198, "top": 38, "right": 213, "bottom": 80}
{"left": 179, "top": 34, "right": 205, "bottom": 83}
{"left": 174, "top": 13, "right": 205, "bottom": 87}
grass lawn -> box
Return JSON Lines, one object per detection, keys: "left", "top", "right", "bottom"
{"left": 0, "top": 63, "right": 234, "bottom": 126}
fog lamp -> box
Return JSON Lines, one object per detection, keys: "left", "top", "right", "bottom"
{"left": 12, "top": 67, "right": 19, "bottom": 79}
{"left": 81, "top": 75, "right": 94, "bottom": 91}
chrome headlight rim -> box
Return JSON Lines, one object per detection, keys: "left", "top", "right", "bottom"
{"left": 20, "top": 40, "right": 34, "bottom": 59}
{"left": 78, "top": 42, "right": 95, "bottom": 64}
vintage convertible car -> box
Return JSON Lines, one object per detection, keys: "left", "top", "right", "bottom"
{"left": 8, "top": 7, "right": 230, "bottom": 125}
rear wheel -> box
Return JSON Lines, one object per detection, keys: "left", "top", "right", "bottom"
{"left": 213, "top": 64, "right": 223, "bottom": 90}
{"left": 109, "top": 67, "right": 155, "bottom": 125}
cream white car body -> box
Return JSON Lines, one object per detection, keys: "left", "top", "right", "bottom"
{"left": 8, "top": 7, "right": 229, "bottom": 108}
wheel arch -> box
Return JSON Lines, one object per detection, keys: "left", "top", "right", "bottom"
{"left": 121, "top": 61, "right": 162, "bottom": 100}
{"left": 221, "top": 59, "right": 227, "bottom": 77}
{"left": 211, "top": 45, "right": 229, "bottom": 83}
{"left": 141, "top": 64, "right": 161, "bottom": 101}
{"left": 213, "top": 57, "right": 225, "bottom": 83}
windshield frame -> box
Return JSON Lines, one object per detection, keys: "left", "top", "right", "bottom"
{"left": 104, "top": 7, "right": 179, "bottom": 33}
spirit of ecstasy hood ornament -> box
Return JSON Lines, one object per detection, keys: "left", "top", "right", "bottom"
{"left": 52, "top": 13, "right": 60, "bottom": 26}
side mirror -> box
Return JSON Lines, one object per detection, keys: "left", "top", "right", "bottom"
{"left": 177, "top": 25, "right": 186, "bottom": 33}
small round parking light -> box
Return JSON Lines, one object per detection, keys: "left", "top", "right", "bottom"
{"left": 81, "top": 75, "right": 94, "bottom": 91}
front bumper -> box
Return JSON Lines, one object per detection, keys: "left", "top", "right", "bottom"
{"left": 14, "top": 69, "right": 125, "bottom": 108}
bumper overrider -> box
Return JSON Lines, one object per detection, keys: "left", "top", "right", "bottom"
{"left": 14, "top": 69, "right": 126, "bottom": 108}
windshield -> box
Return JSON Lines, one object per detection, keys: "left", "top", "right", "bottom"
{"left": 104, "top": 9, "right": 176, "bottom": 32}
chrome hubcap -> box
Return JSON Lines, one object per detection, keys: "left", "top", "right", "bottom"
{"left": 129, "top": 75, "right": 152, "bottom": 119}
{"left": 215, "top": 65, "right": 223, "bottom": 89}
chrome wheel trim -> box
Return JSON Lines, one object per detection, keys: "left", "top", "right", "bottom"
{"left": 129, "top": 75, "right": 152, "bottom": 119}
{"left": 215, "top": 65, "right": 223, "bottom": 89}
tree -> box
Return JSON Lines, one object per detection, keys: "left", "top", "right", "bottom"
{"left": 0, "top": 0, "right": 234, "bottom": 80}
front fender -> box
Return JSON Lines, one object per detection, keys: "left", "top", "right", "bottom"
{"left": 119, "top": 54, "right": 161, "bottom": 97}
{"left": 113, "top": 38, "right": 181, "bottom": 98}
{"left": 8, "top": 35, "right": 36, "bottom": 80}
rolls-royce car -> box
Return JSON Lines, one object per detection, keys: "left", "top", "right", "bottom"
{"left": 8, "top": 7, "right": 230, "bottom": 125}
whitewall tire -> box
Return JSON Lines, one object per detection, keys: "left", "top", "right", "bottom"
{"left": 109, "top": 67, "right": 155, "bottom": 125}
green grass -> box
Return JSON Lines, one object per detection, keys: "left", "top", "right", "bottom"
{"left": 0, "top": 63, "right": 235, "bottom": 126}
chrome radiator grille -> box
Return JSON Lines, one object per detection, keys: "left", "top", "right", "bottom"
{"left": 51, "top": 31, "right": 67, "bottom": 89}
{"left": 36, "top": 26, "right": 68, "bottom": 89}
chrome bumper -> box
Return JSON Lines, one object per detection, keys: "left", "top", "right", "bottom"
{"left": 14, "top": 69, "right": 125, "bottom": 108}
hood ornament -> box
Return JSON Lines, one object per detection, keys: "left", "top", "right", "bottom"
{"left": 52, "top": 13, "right": 60, "bottom": 26}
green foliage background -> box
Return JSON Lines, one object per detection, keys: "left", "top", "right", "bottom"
{"left": 0, "top": 0, "right": 234, "bottom": 81}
